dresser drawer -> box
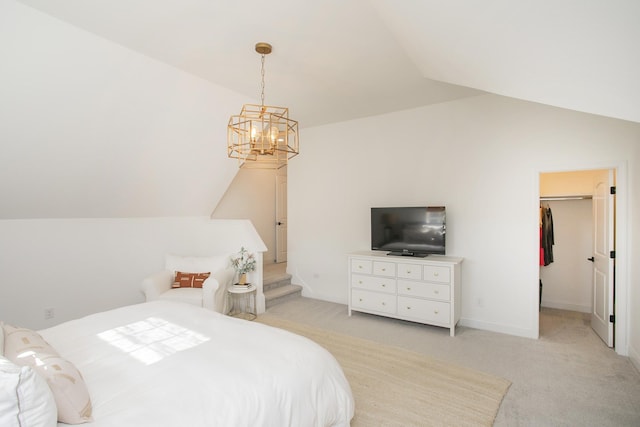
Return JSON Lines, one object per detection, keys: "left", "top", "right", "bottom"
{"left": 397, "top": 263, "right": 422, "bottom": 280}
{"left": 352, "top": 289, "right": 396, "bottom": 315}
{"left": 351, "top": 274, "right": 396, "bottom": 294}
{"left": 351, "top": 259, "right": 372, "bottom": 275}
{"left": 397, "top": 297, "right": 450, "bottom": 324}
{"left": 397, "top": 280, "right": 450, "bottom": 301}
{"left": 423, "top": 265, "right": 450, "bottom": 283}
{"left": 373, "top": 261, "right": 396, "bottom": 277}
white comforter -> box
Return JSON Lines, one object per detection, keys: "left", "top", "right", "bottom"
{"left": 39, "top": 301, "right": 354, "bottom": 427}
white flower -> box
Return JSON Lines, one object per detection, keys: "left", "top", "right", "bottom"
{"left": 231, "top": 247, "right": 256, "bottom": 274}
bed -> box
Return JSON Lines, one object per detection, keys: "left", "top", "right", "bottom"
{"left": 3, "top": 301, "right": 354, "bottom": 426}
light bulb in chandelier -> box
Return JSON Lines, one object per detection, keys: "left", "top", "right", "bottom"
{"left": 269, "top": 126, "right": 279, "bottom": 144}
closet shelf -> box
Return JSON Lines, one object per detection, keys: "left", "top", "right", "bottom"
{"left": 540, "top": 195, "right": 592, "bottom": 201}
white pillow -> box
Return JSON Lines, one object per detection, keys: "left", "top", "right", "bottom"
{"left": 3, "top": 324, "right": 93, "bottom": 424}
{"left": 0, "top": 356, "right": 57, "bottom": 427}
{"left": 165, "top": 254, "right": 230, "bottom": 275}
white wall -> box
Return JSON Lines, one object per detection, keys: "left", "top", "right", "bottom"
{"left": 0, "top": 1, "right": 247, "bottom": 219}
{"left": 0, "top": 217, "right": 267, "bottom": 330}
{"left": 288, "top": 94, "right": 639, "bottom": 361}
{"left": 212, "top": 168, "right": 277, "bottom": 264}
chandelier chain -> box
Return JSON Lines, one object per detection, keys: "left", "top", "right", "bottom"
{"left": 260, "top": 53, "right": 266, "bottom": 107}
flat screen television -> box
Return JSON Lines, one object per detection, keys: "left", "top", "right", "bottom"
{"left": 371, "top": 206, "right": 446, "bottom": 257}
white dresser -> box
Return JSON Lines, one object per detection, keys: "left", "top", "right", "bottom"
{"left": 348, "top": 251, "right": 463, "bottom": 336}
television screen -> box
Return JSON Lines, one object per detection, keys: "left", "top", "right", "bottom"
{"left": 371, "top": 206, "right": 446, "bottom": 256}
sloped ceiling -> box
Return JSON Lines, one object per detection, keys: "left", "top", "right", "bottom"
{"left": 18, "top": 0, "right": 640, "bottom": 125}
{"left": 3, "top": 0, "right": 639, "bottom": 220}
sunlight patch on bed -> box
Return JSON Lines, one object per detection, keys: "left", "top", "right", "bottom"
{"left": 97, "top": 317, "right": 209, "bottom": 365}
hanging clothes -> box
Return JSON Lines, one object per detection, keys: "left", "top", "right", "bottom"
{"left": 539, "top": 226, "right": 545, "bottom": 266}
{"left": 540, "top": 205, "right": 554, "bottom": 266}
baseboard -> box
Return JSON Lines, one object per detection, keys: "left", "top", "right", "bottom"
{"left": 541, "top": 300, "right": 591, "bottom": 313}
{"left": 629, "top": 343, "right": 640, "bottom": 374}
{"left": 459, "top": 317, "right": 538, "bottom": 339}
{"left": 300, "top": 289, "right": 346, "bottom": 306}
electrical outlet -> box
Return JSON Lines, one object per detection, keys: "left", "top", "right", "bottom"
{"left": 44, "top": 308, "right": 55, "bottom": 320}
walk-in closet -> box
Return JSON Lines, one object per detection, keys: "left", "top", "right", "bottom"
{"left": 539, "top": 169, "right": 616, "bottom": 346}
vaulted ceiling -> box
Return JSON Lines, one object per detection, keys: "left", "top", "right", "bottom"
{"left": 19, "top": 0, "right": 640, "bottom": 126}
{"left": 2, "top": 0, "right": 638, "bottom": 220}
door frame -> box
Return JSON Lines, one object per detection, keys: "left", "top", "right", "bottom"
{"left": 275, "top": 167, "right": 287, "bottom": 263}
{"left": 535, "top": 161, "right": 629, "bottom": 356}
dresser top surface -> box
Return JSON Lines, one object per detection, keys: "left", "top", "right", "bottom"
{"left": 348, "top": 250, "right": 463, "bottom": 264}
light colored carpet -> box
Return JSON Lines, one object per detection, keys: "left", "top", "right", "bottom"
{"left": 258, "top": 314, "right": 511, "bottom": 426}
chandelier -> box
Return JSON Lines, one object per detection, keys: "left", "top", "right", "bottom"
{"left": 227, "top": 42, "right": 299, "bottom": 169}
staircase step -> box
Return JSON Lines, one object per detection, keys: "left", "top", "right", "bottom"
{"left": 264, "top": 283, "right": 302, "bottom": 309}
{"left": 262, "top": 263, "right": 301, "bottom": 309}
{"left": 263, "top": 273, "right": 293, "bottom": 292}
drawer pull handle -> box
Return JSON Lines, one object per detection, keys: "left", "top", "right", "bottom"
{"left": 358, "top": 280, "right": 363, "bottom": 284}
{"left": 407, "top": 270, "right": 411, "bottom": 274}
{"left": 434, "top": 272, "right": 439, "bottom": 277}
{"left": 359, "top": 298, "right": 363, "bottom": 302}
{"left": 407, "top": 287, "right": 411, "bottom": 291}
{"left": 381, "top": 284, "right": 386, "bottom": 287}
{"left": 434, "top": 310, "right": 439, "bottom": 314}
{"left": 382, "top": 268, "right": 386, "bottom": 271}
{"left": 406, "top": 306, "right": 411, "bottom": 310}
{"left": 434, "top": 290, "right": 439, "bottom": 294}
{"left": 382, "top": 302, "right": 386, "bottom": 306}
{"left": 358, "top": 265, "right": 362, "bottom": 269}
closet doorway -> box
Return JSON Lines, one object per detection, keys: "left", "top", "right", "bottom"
{"left": 539, "top": 169, "right": 616, "bottom": 347}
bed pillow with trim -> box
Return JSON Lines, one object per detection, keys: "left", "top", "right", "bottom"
{"left": 0, "top": 355, "right": 57, "bottom": 427}
{"left": 2, "top": 324, "right": 93, "bottom": 424}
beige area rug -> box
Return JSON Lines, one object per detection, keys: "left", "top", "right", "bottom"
{"left": 257, "top": 315, "right": 511, "bottom": 427}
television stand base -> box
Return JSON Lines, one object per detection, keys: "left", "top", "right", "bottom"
{"left": 387, "top": 251, "right": 428, "bottom": 258}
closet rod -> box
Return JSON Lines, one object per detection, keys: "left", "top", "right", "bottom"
{"left": 540, "top": 195, "right": 592, "bottom": 201}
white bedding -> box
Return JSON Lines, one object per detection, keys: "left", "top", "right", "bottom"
{"left": 39, "top": 301, "right": 354, "bottom": 427}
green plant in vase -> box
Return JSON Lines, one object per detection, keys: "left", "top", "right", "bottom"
{"left": 231, "top": 247, "right": 256, "bottom": 285}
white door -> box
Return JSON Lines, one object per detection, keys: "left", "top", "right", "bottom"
{"left": 590, "top": 169, "right": 615, "bottom": 347}
{"left": 275, "top": 173, "right": 287, "bottom": 263}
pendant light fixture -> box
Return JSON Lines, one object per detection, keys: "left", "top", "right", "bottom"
{"left": 227, "top": 42, "right": 299, "bottom": 169}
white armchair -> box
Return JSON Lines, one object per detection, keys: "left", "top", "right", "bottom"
{"left": 141, "top": 254, "right": 235, "bottom": 313}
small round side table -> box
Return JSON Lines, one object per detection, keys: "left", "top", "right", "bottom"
{"left": 226, "top": 284, "right": 257, "bottom": 321}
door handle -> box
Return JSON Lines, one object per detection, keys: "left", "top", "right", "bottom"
{"left": 587, "top": 257, "right": 595, "bottom": 262}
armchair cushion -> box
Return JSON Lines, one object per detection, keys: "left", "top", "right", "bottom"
{"left": 157, "top": 288, "right": 205, "bottom": 306}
